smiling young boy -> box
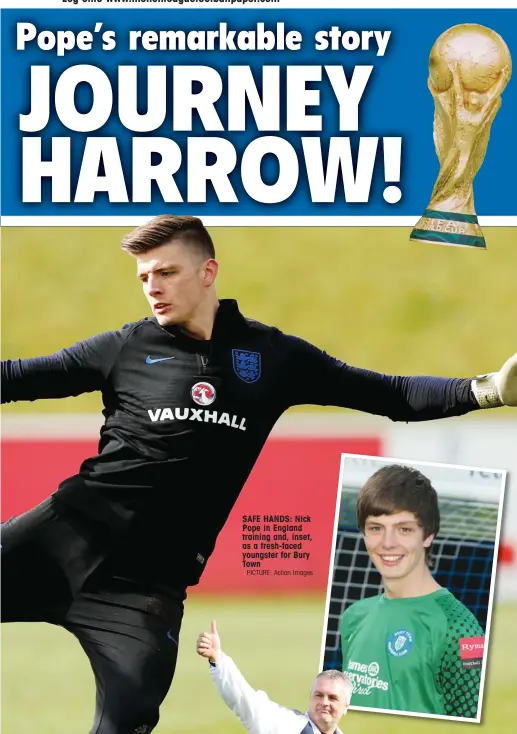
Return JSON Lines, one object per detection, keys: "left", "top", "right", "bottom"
{"left": 339, "top": 464, "right": 485, "bottom": 719}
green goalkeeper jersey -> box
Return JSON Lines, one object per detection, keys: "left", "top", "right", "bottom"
{"left": 340, "top": 588, "right": 484, "bottom": 718}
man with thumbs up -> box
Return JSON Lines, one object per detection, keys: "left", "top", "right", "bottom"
{"left": 196, "top": 620, "right": 352, "bottom": 734}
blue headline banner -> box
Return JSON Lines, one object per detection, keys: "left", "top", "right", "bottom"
{"left": 1, "top": 7, "right": 515, "bottom": 218}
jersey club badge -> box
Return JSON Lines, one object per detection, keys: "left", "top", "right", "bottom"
{"left": 232, "top": 349, "right": 261, "bottom": 383}
{"left": 191, "top": 382, "right": 216, "bottom": 406}
{"left": 387, "top": 629, "right": 413, "bottom": 657}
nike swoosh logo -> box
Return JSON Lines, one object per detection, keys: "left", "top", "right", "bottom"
{"left": 146, "top": 355, "right": 175, "bottom": 364}
{"left": 167, "top": 630, "right": 178, "bottom": 645}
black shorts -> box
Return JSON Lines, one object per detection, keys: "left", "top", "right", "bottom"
{"left": 1, "top": 497, "right": 186, "bottom": 734}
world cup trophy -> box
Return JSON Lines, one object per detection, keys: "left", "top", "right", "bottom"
{"left": 410, "top": 24, "right": 512, "bottom": 248}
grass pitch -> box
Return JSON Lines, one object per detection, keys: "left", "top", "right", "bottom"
{"left": 1, "top": 595, "right": 515, "bottom": 733}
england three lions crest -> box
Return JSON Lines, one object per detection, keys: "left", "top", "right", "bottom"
{"left": 232, "top": 349, "right": 261, "bottom": 383}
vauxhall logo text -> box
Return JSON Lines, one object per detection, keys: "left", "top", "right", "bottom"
{"left": 148, "top": 407, "right": 247, "bottom": 431}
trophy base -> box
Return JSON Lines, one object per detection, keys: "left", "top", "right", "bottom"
{"left": 409, "top": 209, "right": 486, "bottom": 249}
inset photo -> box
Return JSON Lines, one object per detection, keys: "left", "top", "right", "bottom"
{"left": 320, "top": 455, "right": 507, "bottom": 723}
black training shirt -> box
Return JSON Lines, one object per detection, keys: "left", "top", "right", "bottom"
{"left": 1, "top": 300, "right": 478, "bottom": 588}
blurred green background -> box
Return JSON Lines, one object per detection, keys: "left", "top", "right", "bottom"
{"left": 2, "top": 226, "right": 516, "bottom": 732}
{"left": 2, "top": 225, "right": 516, "bottom": 413}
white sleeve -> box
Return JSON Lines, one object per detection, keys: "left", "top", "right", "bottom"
{"left": 209, "top": 652, "right": 303, "bottom": 734}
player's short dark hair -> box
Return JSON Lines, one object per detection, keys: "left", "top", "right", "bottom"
{"left": 121, "top": 215, "right": 215, "bottom": 260}
{"left": 356, "top": 464, "right": 440, "bottom": 543}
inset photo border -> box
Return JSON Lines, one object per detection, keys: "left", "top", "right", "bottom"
{"left": 320, "top": 454, "right": 507, "bottom": 723}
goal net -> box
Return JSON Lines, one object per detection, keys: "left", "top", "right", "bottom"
{"left": 322, "top": 455, "right": 505, "bottom": 671}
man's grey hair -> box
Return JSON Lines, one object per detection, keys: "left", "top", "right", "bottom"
{"left": 311, "top": 670, "right": 353, "bottom": 703}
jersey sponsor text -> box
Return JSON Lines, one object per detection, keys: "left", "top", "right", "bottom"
{"left": 148, "top": 407, "right": 247, "bottom": 430}
{"left": 346, "top": 659, "right": 389, "bottom": 695}
{"left": 459, "top": 636, "right": 484, "bottom": 669}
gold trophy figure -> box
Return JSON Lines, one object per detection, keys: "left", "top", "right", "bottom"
{"left": 410, "top": 24, "right": 512, "bottom": 248}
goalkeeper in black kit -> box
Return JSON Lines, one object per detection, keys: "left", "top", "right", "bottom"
{"left": 2, "top": 215, "right": 516, "bottom": 734}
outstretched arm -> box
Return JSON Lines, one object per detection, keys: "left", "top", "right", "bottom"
{"left": 1, "top": 327, "right": 131, "bottom": 404}
{"left": 280, "top": 335, "right": 515, "bottom": 421}
{"left": 196, "top": 621, "right": 302, "bottom": 734}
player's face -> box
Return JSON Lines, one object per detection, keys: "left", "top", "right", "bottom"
{"left": 363, "top": 511, "right": 433, "bottom": 582}
{"left": 309, "top": 678, "right": 349, "bottom": 733}
{"left": 136, "top": 242, "right": 217, "bottom": 326}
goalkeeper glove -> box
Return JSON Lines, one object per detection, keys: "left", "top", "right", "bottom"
{"left": 471, "top": 352, "right": 517, "bottom": 408}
